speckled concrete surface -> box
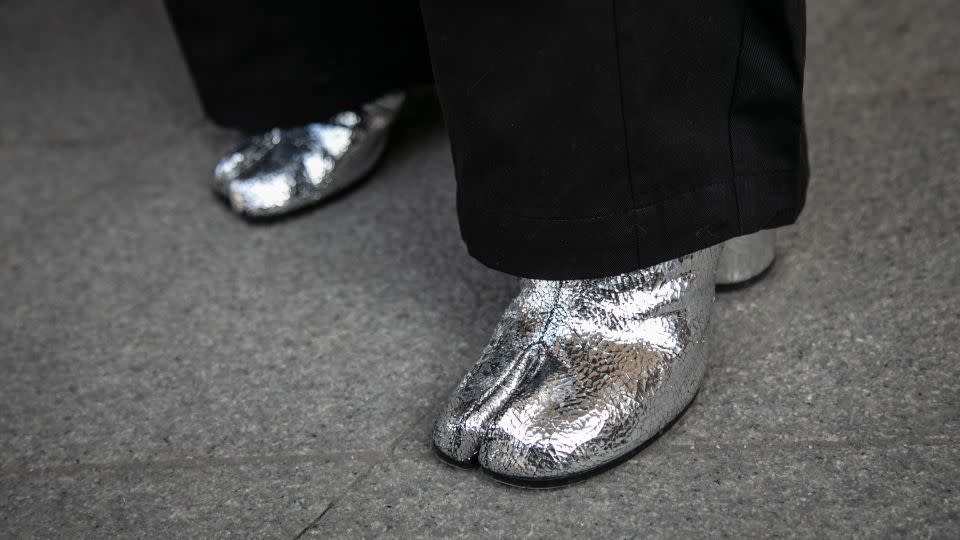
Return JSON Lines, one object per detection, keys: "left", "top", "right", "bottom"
{"left": 1, "top": 0, "right": 958, "bottom": 538}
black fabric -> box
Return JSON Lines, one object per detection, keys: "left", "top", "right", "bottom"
{"left": 164, "top": 0, "right": 433, "bottom": 133}
{"left": 420, "top": 0, "right": 808, "bottom": 278}
{"left": 166, "top": 1, "right": 808, "bottom": 280}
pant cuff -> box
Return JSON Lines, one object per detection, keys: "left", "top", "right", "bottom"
{"left": 458, "top": 169, "right": 807, "bottom": 280}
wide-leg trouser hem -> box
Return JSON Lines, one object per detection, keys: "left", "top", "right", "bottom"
{"left": 163, "top": 0, "right": 433, "bottom": 134}
{"left": 458, "top": 169, "right": 806, "bottom": 280}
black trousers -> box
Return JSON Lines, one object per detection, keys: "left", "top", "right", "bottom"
{"left": 166, "top": 1, "right": 808, "bottom": 280}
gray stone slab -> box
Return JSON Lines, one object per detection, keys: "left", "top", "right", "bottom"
{"left": 808, "top": 0, "right": 960, "bottom": 99}
{"left": 1, "top": 110, "right": 515, "bottom": 468}
{"left": 2, "top": 0, "right": 959, "bottom": 537}
{"left": 0, "top": 455, "right": 369, "bottom": 538}
{"left": 303, "top": 437, "right": 960, "bottom": 539}
{"left": 0, "top": 128, "right": 222, "bottom": 238}
{"left": 676, "top": 89, "right": 960, "bottom": 448}
{"left": 0, "top": 0, "right": 202, "bottom": 145}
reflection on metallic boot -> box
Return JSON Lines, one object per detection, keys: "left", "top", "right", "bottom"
{"left": 212, "top": 92, "right": 406, "bottom": 217}
{"left": 433, "top": 279, "right": 561, "bottom": 465}
{"left": 716, "top": 229, "right": 776, "bottom": 286}
{"left": 434, "top": 246, "right": 721, "bottom": 485}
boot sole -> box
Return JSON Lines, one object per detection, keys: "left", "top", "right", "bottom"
{"left": 475, "top": 392, "right": 700, "bottom": 489}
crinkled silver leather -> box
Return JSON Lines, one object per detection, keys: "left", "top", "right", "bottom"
{"left": 213, "top": 92, "right": 405, "bottom": 217}
{"left": 434, "top": 245, "right": 722, "bottom": 482}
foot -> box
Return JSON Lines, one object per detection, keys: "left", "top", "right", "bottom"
{"left": 213, "top": 92, "right": 405, "bottom": 217}
{"left": 433, "top": 231, "right": 775, "bottom": 485}
{"left": 433, "top": 279, "right": 565, "bottom": 465}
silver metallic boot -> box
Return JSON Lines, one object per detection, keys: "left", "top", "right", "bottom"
{"left": 212, "top": 92, "right": 405, "bottom": 217}
{"left": 715, "top": 230, "right": 776, "bottom": 285}
{"left": 433, "top": 231, "right": 776, "bottom": 486}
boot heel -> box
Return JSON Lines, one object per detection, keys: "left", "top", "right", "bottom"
{"left": 716, "top": 230, "right": 776, "bottom": 286}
